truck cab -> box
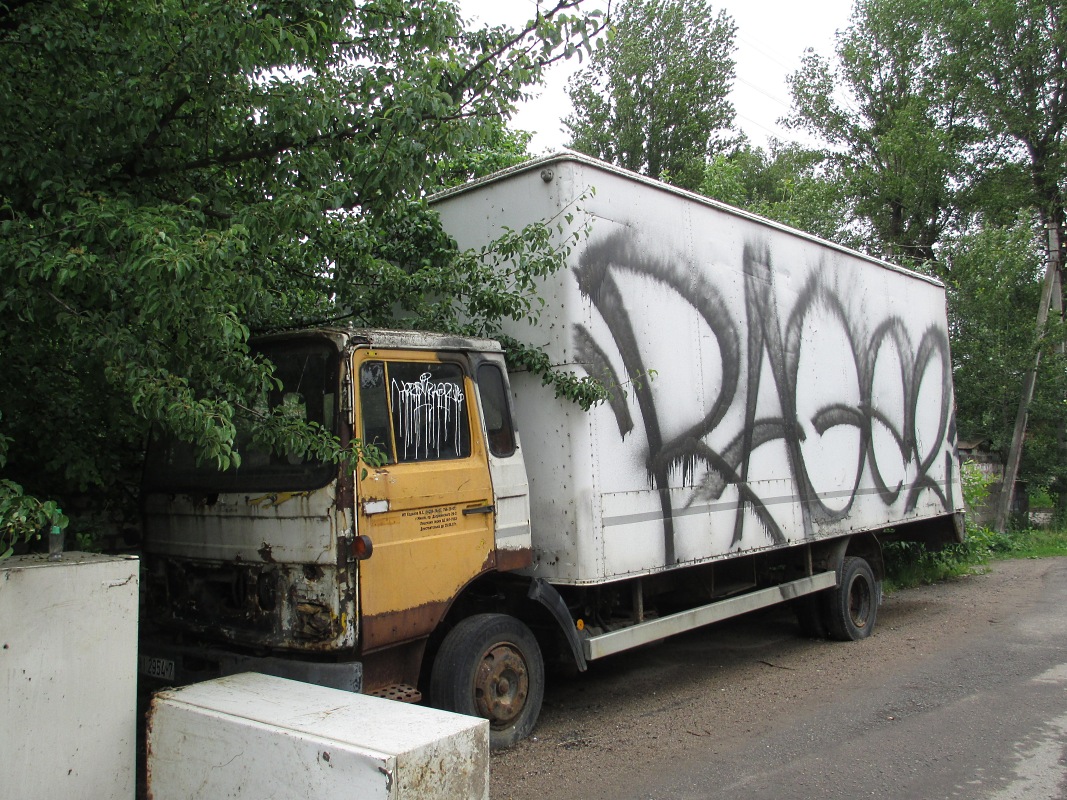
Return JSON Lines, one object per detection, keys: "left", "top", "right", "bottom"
{"left": 141, "top": 328, "right": 546, "bottom": 747}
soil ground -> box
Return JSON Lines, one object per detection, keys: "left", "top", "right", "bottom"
{"left": 490, "top": 558, "right": 1067, "bottom": 799}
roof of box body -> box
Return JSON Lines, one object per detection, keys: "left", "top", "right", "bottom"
{"left": 429, "top": 150, "right": 944, "bottom": 289}
{"left": 252, "top": 327, "right": 503, "bottom": 354}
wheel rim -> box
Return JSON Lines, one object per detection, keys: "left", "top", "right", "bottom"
{"left": 847, "top": 575, "right": 872, "bottom": 629}
{"left": 473, "top": 642, "right": 529, "bottom": 729}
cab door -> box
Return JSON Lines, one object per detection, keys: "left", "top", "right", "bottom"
{"left": 354, "top": 351, "right": 495, "bottom": 651}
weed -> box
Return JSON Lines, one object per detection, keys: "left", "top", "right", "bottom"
{"left": 884, "top": 525, "right": 1067, "bottom": 592}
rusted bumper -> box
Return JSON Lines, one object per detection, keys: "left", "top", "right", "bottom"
{"left": 138, "top": 636, "right": 363, "bottom": 693}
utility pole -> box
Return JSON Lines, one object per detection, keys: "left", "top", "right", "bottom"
{"left": 1053, "top": 236, "right": 1066, "bottom": 521}
{"left": 995, "top": 221, "right": 1061, "bottom": 532}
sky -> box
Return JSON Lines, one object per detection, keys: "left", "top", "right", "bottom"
{"left": 457, "top": 0, "right": 855, "bottom": 153}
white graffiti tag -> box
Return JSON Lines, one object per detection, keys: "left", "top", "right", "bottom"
{"left": 391, "top": 372, "right": 465, "bottom": 459}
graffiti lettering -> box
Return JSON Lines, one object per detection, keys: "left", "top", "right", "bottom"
{"left": 574, "top": 230, "right": 956, "bottom": 564}
{"left": 391, "top": 373, "right": 465, "bottom": 460}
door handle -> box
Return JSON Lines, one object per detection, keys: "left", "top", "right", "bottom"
{"left": 463, "top": 505, "right": 495, "bottom": 515}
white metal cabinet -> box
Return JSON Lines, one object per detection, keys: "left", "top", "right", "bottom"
{"left": 0, "top": 553, "right": 139, "bottom": 800}
{"left": 147, "top": 672, "right": 489, "bottom": 799}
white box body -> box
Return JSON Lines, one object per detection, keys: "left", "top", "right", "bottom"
{"left": 0, "top": 553, "right": 139, "bottom": 799}
{"left": 147, "top": 672, "right": 488, "bottom": 800}
{"left": 432, "top": 153, "right": 964, "bottom": 585}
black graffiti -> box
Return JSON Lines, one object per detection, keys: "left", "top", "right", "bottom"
{"left": 573, "top": 230, "right": 956, "bottom": 564}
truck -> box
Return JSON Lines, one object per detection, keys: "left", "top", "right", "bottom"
{"left": 139, "top": 152, "right": 965, "bottom": 749}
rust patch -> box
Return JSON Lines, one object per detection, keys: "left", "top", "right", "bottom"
{"left": 145, "top": 694, "right": 159, "bottom": 800}
{"left": 494, "top": 546, "right": 534, "bottom": 573}
{"left": 360, "top": 639, "right": 428, "bottom": 692}
{"left": 475, "top": 545, "right": 533, "bottom": 574}
{"left": 247, "top": 491, "right": 312, "bottom": 508}
{"left": 378, "top": 765, "right": 393, "bottom": 793}
{"left": 292, "top": 599, "right": 339, "bottom": 640}
{"left": 257, "top": 542, "right": 275, "bottom": 563}
{"left": 360, "top": 597, "right": 450, "bottom": 652}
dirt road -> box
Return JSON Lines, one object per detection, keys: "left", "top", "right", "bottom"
{"left": 491, "top": 558, "right": 1067, "bottom": 799}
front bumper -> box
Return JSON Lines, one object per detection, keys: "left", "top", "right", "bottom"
{"left": 138, "top": 636, "right": 363, "bottom": 694}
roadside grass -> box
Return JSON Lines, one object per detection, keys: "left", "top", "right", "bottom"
{"left": 883, "top": 523, "right": 1067, "bottom": 593}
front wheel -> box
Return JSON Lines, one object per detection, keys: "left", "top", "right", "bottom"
{"left": 826, "top": 556, "right": 880, "bottom": 641}
{"left": 429, "top": 613, "right": 545, "bottom": 751}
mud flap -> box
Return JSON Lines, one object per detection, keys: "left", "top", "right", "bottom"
{"left": 527, "top": 578, "right": 587, "bottom": 672}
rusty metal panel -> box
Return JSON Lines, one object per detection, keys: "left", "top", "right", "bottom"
{"left": 142, "top": 485, "right": 338, "bottom": 564}
{"left": 142, "top": 483, "right": 358, "bottom": 652}
{"left": 147, "top": 673, "right": 488, "bottom": 800}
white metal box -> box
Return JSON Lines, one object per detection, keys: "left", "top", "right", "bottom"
{"left": 432, "top": 152, "right": 964, "bottom": 585}
{"left": 147, "top": 672, "right": 489, "bottom": 799}
{"left": 0, "top": 553, "right": 139, "bottom": 799}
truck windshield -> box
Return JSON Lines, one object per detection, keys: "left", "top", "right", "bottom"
{"left": 143, "top": 338, "right": 339, "bottom": 493}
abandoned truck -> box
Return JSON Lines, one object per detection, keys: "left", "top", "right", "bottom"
{"left": 139, "top": 152, "right": 965, "bottom": 749}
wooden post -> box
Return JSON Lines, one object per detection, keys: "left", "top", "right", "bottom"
{"left": 1054, "top": 239, "right": 1066, "bottom": 520}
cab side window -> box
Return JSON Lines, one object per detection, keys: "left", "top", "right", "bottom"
{"left": 477, "top": 363, "right": 516, "bottom": 458}
{"left": 359, "top": 361, "right": 394, "bottom": 464}
{"left": 359, "top": 360, "right": 471, "bottom": 463}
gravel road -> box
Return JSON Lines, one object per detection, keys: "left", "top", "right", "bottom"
{"left": 490, "top": 558, "right": 1067, "bottom": 800}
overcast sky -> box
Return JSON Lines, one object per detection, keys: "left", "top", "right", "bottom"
{"left": 457, "top": 0, "right": 855, "bottom": 153}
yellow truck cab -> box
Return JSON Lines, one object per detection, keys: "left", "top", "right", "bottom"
{"left": 142, "top": 328, "right": 553, "bottom": 748}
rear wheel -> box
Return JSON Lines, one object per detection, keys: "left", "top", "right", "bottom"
{"left": 826, "top": 556, "right": 880, "bottom": 641}
{"left": 429, "top": 613, "right": 544, "bottom": 751}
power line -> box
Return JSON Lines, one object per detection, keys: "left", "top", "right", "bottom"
{"left": 734, "top": 74, "right": 792, "bottom": 111}
{"left": 736, "top": 32, "right": 797, "bottom": 73}
{"left": 735, "top": 112, "right": 785, "bottom": 139}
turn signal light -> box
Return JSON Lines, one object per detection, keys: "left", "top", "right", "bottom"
{"left": 352, "top": 534, "right": 374, "bottom": 560}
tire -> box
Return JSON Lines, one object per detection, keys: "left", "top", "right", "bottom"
{"left": 826, "top": 556, "right": 880, "bottom": 641}
{"left": 429, "top": 613, "right": 545, "bottom": 751}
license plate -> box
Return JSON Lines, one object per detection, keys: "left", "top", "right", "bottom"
{"left": 139, "top": 654, "right": 176, "bottom": 681}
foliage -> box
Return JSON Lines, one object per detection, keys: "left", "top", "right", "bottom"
{"left": 700, "top": 139, "right": 861, "bottom": 247}
{"left": 0, "top": 0, "right": 605, "bottom": 554}
{"left": 564, "top": 0, "right": 736, "bottom": 191}
{"left": 0, "top": 413, "right": 69, "bottom": 558}
{"left": 961, "top": 459, "right": 997, "bottom": 523}
{"left": 943, "top": 0, "right": 1067, "bottom": 222}
{"left": 883, "top": 458, "right": 1006, "bottom": 587}
{"left": 885, "top": 461, "right": 1067, "bottom": 589}
{"left": 884, "top": 523, "right": 1067, "bottom": 590}
{"left": 943, "top": 221, "right": 1048, "bottom": 454}
{"left": 433, "top": 127, "right": 536, "bottom": 191}
{"left": 785, "top": 0, "right": 981, "bottom": 266}
{"left": 941, "top": 0, "right": 1067, "bottom": 516}
{"left": 0, "top": 480, "right": 68, "bottom": 560}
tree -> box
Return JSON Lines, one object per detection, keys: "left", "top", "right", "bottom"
{"left": 785, "top": 0, "right": 979, "bottom": 267}
{"left": 0, "top": 0, "right": 605, "bottom": 554}
{"left": 944, "top": 220, "right": 1067, "bottom": 514}
{"left": 945, "top": 223, "right": 1045, "bottom": 447}
{"left": 700, "top": 139, "right": 860, "bottom": 247}
{"left": 941, "top": 0, "right": 1067, "bottom": 525}
{"left": 946, "top": 0, "right": 1067, "bottom": 224}
{"left": 563, "top": 0, "right": 736, "bottom": 191}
